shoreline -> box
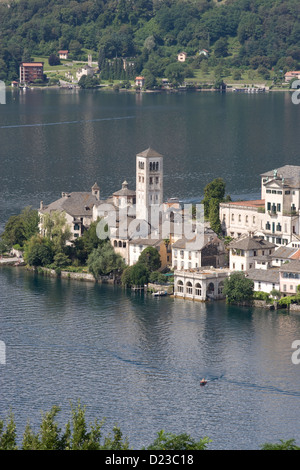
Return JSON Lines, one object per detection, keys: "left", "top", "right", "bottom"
{"left": 7, "top": 84, "right": 292, "bottom": 93}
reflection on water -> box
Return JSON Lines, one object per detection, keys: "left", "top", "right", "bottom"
{"left": 0, "top": 267, "right": 300, "bottom": 449}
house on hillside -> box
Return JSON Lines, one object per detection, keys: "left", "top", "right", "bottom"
{"left": 177, "top": 52, "right": 187, "bottom": 62}
{"left": 58, "top": 50, "right": 69, "bottom": 60}
{"left": 19, "top": 62, "right": 44, "bottom": 84}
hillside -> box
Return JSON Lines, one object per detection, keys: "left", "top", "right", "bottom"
{"left": 0, "top": 0, "right": 300, "bottom": 85}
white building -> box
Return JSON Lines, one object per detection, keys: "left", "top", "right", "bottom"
{"left": 76, "top": 65, "right": 94, "bottom": 81}
{"left": 177, "top": 52, "right": 187, "bottom": 62}
{"left": 39, "top": 183, "right": 101, "bottom": 241}
{"left": 135, "top": 147, "right": 164, "bottom": 222}
{"left": 220, "top": 165, "right": 300, "bottom": 246}
{"left": 174, "top": 267, "right": 230, "bottom": 301}
{"left": 228, "top": 235, "right": 276, "bottom": 271}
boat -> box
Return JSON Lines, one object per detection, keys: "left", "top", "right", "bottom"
{"left": 200, "top": 379, "right": 207, "bottom": 386}
{"left": 152, "top": 291, "right": 167, "bottom": 297}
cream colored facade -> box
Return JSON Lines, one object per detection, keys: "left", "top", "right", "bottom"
{"left": 135, "top": 148, "right": 164, "bottom": 221}
{"left": 174, "top": 268, "right": 230, "bottom": 301}
{"left": 220, "top": 165, "right": 300, "bottom": 246}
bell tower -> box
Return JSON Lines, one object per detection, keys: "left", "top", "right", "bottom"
{"left": 136, "top": 148, "right": 164, "bottom": 221}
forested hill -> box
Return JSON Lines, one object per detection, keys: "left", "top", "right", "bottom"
{"left": 1, "top": 0, "right": 300, "bottom": 83}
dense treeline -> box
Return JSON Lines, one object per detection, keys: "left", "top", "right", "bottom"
{"left": 1, "top": 0, "right": 300, "bottom": 83}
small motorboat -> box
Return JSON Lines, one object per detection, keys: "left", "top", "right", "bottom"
{"left": 200, "top": 378, "right": 207, "bottom": 386}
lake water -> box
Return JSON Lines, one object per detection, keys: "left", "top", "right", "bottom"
{"left": 0, "top": 89, "right": 300, "bottom": 449}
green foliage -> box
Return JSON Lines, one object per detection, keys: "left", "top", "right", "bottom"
{"left": 1, "top": 0, "right": 299, "bottom": 83}
{"left": 0, "top": 405, "right": 299, "bottom": 450}
{"left": 138, "top": 246, "right": 161, "bottom": 272}
{"left": 41, "top": 211, "right": 72, "bottom": 254}
{"left": 202, "top": 178, "right": 226, "bottom": 220}
{"left": 149, "top": 271, "right": 167, "bottom": 284}
{"left": 87, "top": 242, "right": 125, "bottom": 278}
{"left": 23, "top": 235, "right": 53, "bottom": 267}
{"left": 48, "top": 54, "right": 60, "bottom": 66}
{"left": 121, "top": 263, "right": 149, "bottom": 287}
{"left": 223, "top": 272, "right": 254, "bottom": 304}
{"left": 260, "top": 439, "right": 300, "bottom": 450}
{"left": 0, "top": 411, "right": 17, "bottom": 450}
{"left": 146, "top": 430, "right": 211, "bottom": 450}
{"left": 78, "top": 75, "right": 100, "bottom": 89}
{"left": 1, "top": 207, "right": 39, "bottom": 248}
{"left": 208, "top": 198, "right": 222, "bottom": 235}
{"left": 52, "top": 252, "right": 70, "bottom": 269}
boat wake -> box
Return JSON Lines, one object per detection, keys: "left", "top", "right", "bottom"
{"left": 0, "top": 115, "right": 135, "bottom": 129}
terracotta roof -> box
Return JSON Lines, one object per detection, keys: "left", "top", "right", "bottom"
{"left": 21, "top": 62, "right": 44, "bottom": 67}
{"left": 222, "top": 199, "right": 265, "bottom": 208}
{"left": 290, "top": 249, "right": 300, "bottom": 260}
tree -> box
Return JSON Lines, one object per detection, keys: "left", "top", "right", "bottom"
{"left": 87, "top": 242, "right": 125, "bottom": 278}
{"left": 208, "top": 198, "right": 222, "bottom": 235}
{"left": 23, "top": 235, "right": 53, "bottom": 267}
{"left": 214, "top": 37, "right": 228, "bottom": 58}
{"left": 138, "top": 246, "right": 161, "bottom": 272}
{"left": 48, "top": 54, "right": 60, "bottom": 66}
{"left": 223, "top": 272, "right": 254, "bottom": 304}
{"left": 41, "top": 211, "right": 72, "bottom": 254}
{"left": 146, "top": 430, "right": 211, "bottom": 450}
{"left": 149, "top": 271, "right": 166, "bottom": 284}
{"left": 260, "top": 439, "right": 300, "bottom": 450}
{"left": 78, "top": 75, "right": 100, "bottom": 89}
{"left": 202, "top": 178, "right": 226, "bottom": 220}
{"left": 121, "top": 263, "right": 149, "bottom": 287}
{"left": 1, "top": 207, "right": 39, "bottom": 248}
{"left": 165, "top": 62, "right": 185, "bottom": 85}
{"left": 0, "top": 411, "right": 17, "bottom": 450}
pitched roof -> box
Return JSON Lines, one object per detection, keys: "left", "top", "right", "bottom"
{"left": 290, "top": 249, "right": 300, "bottom": 260}
{"left": 40, "top": 192, "right": 99, "bottom": 217}
{"left": 246, "top": 268, "right": 280, "bottom": 283}
{"left": 137, "top": 148, "right": 163, "bottom": 159}
{"left": 228, "top": 236, "right": 276, "bottom": 251}
{"left": 279, "top": 259, "right": 300, "bottom": 273}
{"left": 270, "top": 246, "right": 298, "bottom": 259}
{"left": 261, "top": 165, "right": 300, "bottom": 187}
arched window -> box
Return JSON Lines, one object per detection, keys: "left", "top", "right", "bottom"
{"left": 177, "top": 280, "right": 184, "bottom": 293}
{"left": 150, "top": 162, "right": 153, "bottom": 171}
{"left": 195, "top": 283, "right": 202, "bottom": 296}
{"left": 218, "top": 281, "right": 224, "bottom": 295}
{"left": 156, "top": 162, "right": 159, "bottom": 171}
{"left": 186, "top": 281, "right": 193, "bottom": 295}
{"left": 114, "top": 240, "right": 117, "bottom": 247}
{"left": 207, "top": 282, "right": 215, "bottom": 294}
{"left": 119, "top": 241, "right": 122, "bottom": 247}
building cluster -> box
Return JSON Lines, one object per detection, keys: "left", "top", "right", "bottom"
{"left": 38, "top": 151, "right": 300, "bottom": 302}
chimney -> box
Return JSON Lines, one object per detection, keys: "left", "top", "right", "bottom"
{"left": 40, "top": 201, "right": 43, "bottom": 210}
